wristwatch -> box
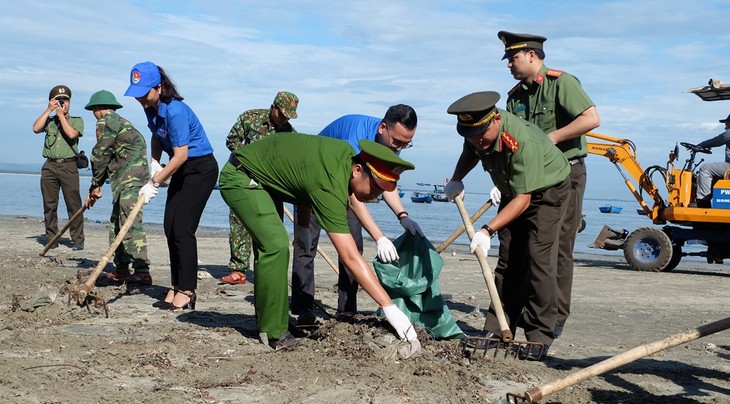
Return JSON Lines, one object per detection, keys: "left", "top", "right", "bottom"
{"left": 482, "top": 224, "right": 497, "bottom": 238}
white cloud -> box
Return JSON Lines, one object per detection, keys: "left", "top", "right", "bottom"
{"left": 2, "top": 0, "right": 729, "bottom": 199}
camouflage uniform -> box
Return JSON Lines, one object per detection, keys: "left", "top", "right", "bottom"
{"left": 89, "top": 110, "right": 151, "bottom": 273}
{"left": 226, "top": 92, "right": 298, "bottom": 274}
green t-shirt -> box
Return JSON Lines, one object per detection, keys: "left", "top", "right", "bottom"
{"left": 466, "top": 110, "right": 569, "bottom": 199}
{"left": 231, "top": 132, "right": 354, "bottom": 233}
{"left": 42, "top": 114, "right": 84, "bottom": 159}
{"left": 506, "top": 65, "right": 594, "bottom": 159}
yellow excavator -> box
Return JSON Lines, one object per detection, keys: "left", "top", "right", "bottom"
{"left": 586, "top": 79, "right": 730, "bottom": 272}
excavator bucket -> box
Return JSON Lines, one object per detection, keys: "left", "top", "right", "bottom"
{"left": 588, "top": 225, "right": 628, "bottom": 250}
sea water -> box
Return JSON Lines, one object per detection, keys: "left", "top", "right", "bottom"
{"left": 0, "top": 172, "right": 683, "bottom": 257}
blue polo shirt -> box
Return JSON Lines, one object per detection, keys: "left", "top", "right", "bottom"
{"left": 144, "top": 99, "right": 214, "bottom": 158}
{"left": 318, "top": 114, "right": 381, "bottom": 153}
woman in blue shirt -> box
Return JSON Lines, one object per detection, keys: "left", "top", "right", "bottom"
{"left": 125, "top": 61, "right": 218, "bottom": 310}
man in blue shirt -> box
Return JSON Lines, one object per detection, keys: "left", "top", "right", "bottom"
{"left": 291, "top": 104, "right": 422, "bottom": 326}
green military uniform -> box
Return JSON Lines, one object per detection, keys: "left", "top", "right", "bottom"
{"left": 40, "top": 85, "right": 85, "bottom": 246}
{"left": 225, "top": 92, "right": 298, "bottom": 275}
{"left": 219, "top": 133, "right": 413, "bottom": 340}
{"left": 448, "top": 91, "right": 570, "bottom": 347}
{"left": 501, "top": 31, "right": 596, "bottom": 329}
{"left": 86, "top": 91, "right": 151, "bottom": 274}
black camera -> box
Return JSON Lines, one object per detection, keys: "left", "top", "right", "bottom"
{"left": 57, "top": 99, "right": 65, "bottom": 107}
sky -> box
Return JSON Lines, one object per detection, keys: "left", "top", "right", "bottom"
{"left": 3, "top": 0, "right": 730, "bottom": 200}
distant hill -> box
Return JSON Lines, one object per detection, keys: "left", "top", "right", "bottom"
{"left": 0, "top": 162, "right": 41, "bottom": 174}
{"left": 0, "top": 162, "right": 92, "bottom": 177}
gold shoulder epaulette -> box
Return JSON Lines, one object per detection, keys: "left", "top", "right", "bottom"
{"left": 546, "top": 69, "right": 563, "bottom": 78}
{"left": 500, "top": 131, "right": 520, "bottom": 153}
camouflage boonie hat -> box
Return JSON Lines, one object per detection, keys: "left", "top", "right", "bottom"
{"left": 49, "top": 85, "right": 72, "bottom": 100}
{"left": 273, "top": 91, "right": 299, "bottom": 119}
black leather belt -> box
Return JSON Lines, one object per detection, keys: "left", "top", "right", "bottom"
{"left": 228, "top": 153, "right": 252, "bottom": 176}
{"left": 568, "top": 156, "right": 585, "bottom": 166}
{"left": 228, "top": 153, "right": 241, "bottom": 168}
{"left": 47, "top": 157, "right": 76, "bottom": 163}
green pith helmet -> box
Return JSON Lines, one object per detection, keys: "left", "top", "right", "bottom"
{"left": 85, "top": 90, "right": 124, "bottom": 110}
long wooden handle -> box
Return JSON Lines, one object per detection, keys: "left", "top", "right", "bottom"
{"left": 520, "top": 316, "right": 730, "bottom": 403}
{"left": 39, "top": 206, "right": 87, "bottom": 256}
{"left": 83, "top": 197, "right": 146, "bottom": 291}
{"left": 454, "top": 195, "right": 512, "bottom": 342}
{"left": 436, "top": 200, "right": 492, "bottom": 253}
{"left": 282, "top": 206, "right": 339, "bottom": 275}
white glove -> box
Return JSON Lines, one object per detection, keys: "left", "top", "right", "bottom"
{"left": 382, "top": 304, "right": 418, "bottom": 341}
{"left": 376, "top": 237, "right": 399, "bottom": 262}
{"left": 399, "top": 216, "right": 424, "bottom": 236}
{"left": 470, "top": 230, "right": 491, "bottom": 256}
{"left": 150, "top": 159, "right": 163, "bottom": 176}
{"left": 443, "top": 180, "right": 464, "bottom": 202}
{"left": 138, "top": 183, "right": 159, "bottom": 204}
{"left": 489, "top": 186, "right": 501, "bottom": 205}
{"left": 150, "top": 159, "right": 171, "bottom": 187}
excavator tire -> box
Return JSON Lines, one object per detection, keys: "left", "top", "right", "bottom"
{"left": 623, "top": 227, "right": 673, "bottom": 272}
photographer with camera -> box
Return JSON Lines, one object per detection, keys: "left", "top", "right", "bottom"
{"left": 32, "top": 85, "right": 85, "bottom": 250}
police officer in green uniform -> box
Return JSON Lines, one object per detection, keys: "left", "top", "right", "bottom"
{"left": 443, "top": 91, "right": 570, "bottom": 360}
{"left": 219, "top": 133, "right": 420, "bottom": 355}
{"left": 498, "top": 31, "right": 600, "bottom": 338}
{"left": 83, "top": 90, "right": 154, "bottom": 284}
{"left": 218, "top": 91, "right": 299, "bottom": 286}
{"left": 32, "top": 85, "right": 85, "bottom": 250}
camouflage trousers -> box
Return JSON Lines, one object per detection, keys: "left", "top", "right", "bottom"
{"left": 109, "top": 191, "right": 150, "bottom": 272}
{"left": 229, "top": 209, "right": 252, "bottom": 272}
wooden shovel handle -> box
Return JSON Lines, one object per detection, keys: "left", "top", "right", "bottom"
{"left": 454, "top": 195, "right": 512, "bottom": 342}
{"left": 39, "top": 206, "right": 87, "bottom": 256}
{"left": 520, "top": 316, "right": 730, "bottom": 403}
{"left": 84, "top": 197, "right": 146, "bottom": 290}
{"left": 436, "top": 199, "right": 492, "bottom": 253}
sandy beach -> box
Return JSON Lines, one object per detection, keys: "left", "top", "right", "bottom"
{"left": 1, "top": 214, "right": 729, "bottom": 403}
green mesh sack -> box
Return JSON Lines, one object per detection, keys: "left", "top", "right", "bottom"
{"left": 373, "top": 232, "right": 464, "bottom": 340}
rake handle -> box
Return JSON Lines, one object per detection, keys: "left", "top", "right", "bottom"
{"left": 521, "top": 316, "right": 730, "bottom": 403}
{"left": 436, "top": 199, "right": 492, "bottom": 253}
{"left": 83, "top": 197, "right": 146, "bottom": 290}
{"left": 282, "top": 206, "right": 339, "bottom": 275}
{"left": 454, "top": 195, "right": 512, "bottom": 342}
{"left": 39, "top": 205, "right": 87, "bottom": 256}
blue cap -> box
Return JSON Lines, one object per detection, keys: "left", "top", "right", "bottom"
{"left": 124, "top": 61, "right": 161, "bottom": 97}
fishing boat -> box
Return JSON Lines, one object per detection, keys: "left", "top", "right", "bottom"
{"left": 398, "top": 186, "right": 405, "bottom": 198}
{"left": 599, "top": 204, "right": 623, "bottom": 214}
{"left": 410, "top": 191, "right": 433, "bottom": 203}
{"left": 431, "top": 184, "right": 448, "bottom": 202}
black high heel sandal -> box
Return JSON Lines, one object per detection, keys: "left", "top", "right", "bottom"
{"left": 153, "top": 288, "right": 178, "bottom": 309}
{"left": 170, "top": 290, "right": 196, "bottom": 311}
